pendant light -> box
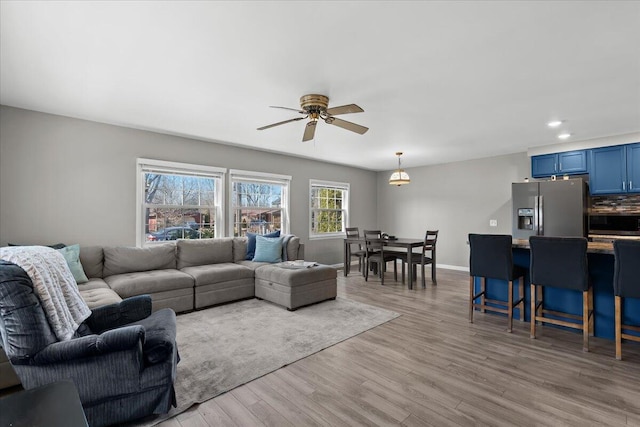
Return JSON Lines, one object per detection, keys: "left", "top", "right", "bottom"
{"left": 388, "top": 152, "right": 410, "bottom": 186}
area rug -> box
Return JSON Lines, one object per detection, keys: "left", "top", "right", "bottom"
{"left": 130, "top": 297, "right": 400, "bottom": 426}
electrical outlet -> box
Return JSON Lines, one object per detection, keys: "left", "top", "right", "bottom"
{"left": 489, "top": 219, "right": 498, "bottom": 227}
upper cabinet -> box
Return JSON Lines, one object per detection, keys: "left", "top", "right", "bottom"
{"left": 590, "top": 143, "right": 640, "bottom": 195}
{"left": 626, "top": 143, "right": 640, "bottom": 192}
{"left": 531, "top": 150, "right": 587, "bottom": 178}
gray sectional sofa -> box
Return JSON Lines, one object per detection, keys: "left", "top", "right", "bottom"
{"left": 0, "top": 236, "right": 338, "bottom": 390}
{"left": 77, "top": 236, "right": 305, "bottom": 312}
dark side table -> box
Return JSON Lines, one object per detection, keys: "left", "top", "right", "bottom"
{"left": 0, "top": 380, "right": 88, "bottom": 427}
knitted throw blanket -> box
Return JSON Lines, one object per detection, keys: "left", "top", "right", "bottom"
{"left": 0, "top": 246, "right": 91, "bottom": 341}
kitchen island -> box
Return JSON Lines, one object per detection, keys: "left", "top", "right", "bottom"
{"left": 474, "top": 239, "right": 639, "bottom": 341}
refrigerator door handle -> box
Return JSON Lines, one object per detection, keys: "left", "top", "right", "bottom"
{"left": 538, "top": 195, "right": 544, "bottom": 235}
{"left": 534, "top": 196, "right": 540, "bottom": 235}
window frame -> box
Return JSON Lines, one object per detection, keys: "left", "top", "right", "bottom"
{"left": 136, "top": 158, "right": 226, "bottom": 246}
{"left": 228, "top": 169, "right": 291, "bottom": 237}
{"left": 309, "top": 179, "right": 350, "bottom": 240}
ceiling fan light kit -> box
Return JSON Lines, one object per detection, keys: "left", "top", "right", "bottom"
{"left": 257, "top": 94, "right": 368, "bottom": 142}
{"left": 389, "top": 152, "right": 411, "bottom": 186}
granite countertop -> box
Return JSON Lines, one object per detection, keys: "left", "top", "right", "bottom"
{"left": 512, "top": 239, "right": 614, "bottom": 255}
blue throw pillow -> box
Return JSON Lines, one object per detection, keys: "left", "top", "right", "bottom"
{"left": 57, "top": 244, "right": 89, "bottom": 284}
{"left": 252, "top": 235, "right": 284, "bottom": 263}
{"left": 246, "top": 230, "right": 280, "bottom": 260}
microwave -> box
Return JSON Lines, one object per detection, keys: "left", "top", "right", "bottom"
{"left": 589, "top": 214, "right": 640, "bottom": 236}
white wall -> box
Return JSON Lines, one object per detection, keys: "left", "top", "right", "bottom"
{"left": 376, "top": 152, "right": 530, "bottom": 269}
{"left": 0, "top": 106, "right": 378, "bottom": 265}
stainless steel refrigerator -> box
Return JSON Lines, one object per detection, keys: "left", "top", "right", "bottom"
{"left": 512, "top": 178, "right": 588, "bottom": 239}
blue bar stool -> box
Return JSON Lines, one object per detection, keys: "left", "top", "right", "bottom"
{"left": 613, "top": 240, "right": 640, "bottom": 360}
{"left": 469, "top": 234, "right": 525, "bottom": 332}
{"left": 529, "top": 236, "right": 592, "bottom": 352}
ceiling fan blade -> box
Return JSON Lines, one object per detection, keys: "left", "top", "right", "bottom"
{"left": 302, "top": 121, "right": 317, "bottom": 142}
{"left": 325, "top": 117, "right": 368, "bottom": 135}
{"left": 325, "top": 104, "right": 364, "bottom": 116}
{"left": 257, "top": 117, "right": 305, "bottom": 130}
{"left": 270, "top": 106, "right": 305, "bottom": 114}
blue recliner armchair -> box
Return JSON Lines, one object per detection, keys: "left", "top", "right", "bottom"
{"left": 0, "top": 260, "right": 179, "bottom": 427}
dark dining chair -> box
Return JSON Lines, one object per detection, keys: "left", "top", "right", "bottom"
{"left": 613, "top": 240, "right": 640, "bottom": 360}
{"left": 396, "top": 230, "right": 438, "bottom": 287}
{"left": 363, "top": 230, "right": 397, "bottom": 284}
{"left": 345, "top": 227, "right": 366, "bottom": 275}
{"left": 469, "top": 234, "right": 525, "bottom": 332}
{"left": 529, "top": 236, "right": 592, "bottom": 351}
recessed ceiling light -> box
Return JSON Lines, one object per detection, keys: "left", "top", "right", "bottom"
{"left": 547, "top": 120, "right": 563, "bottom": 128}
{"left": 558, "top": 133, "right": 571, "bottom": 140}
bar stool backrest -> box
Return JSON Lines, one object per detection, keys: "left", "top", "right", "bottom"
{"left": 613, "top": 240, "right": 640, "bottom": 298}
{"left": 529, "top": 236, "right": 588, "bottom": 291}
{"left": 468, "top": 234, "right": 514, "bottom": 281}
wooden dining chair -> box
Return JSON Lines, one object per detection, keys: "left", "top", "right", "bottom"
{"left": 363, "top": 230, "right": 397, "bottom": 284}
{"left": 345, "top": 227, "right": 366, "bottom": 275}
{"left": 397, "top": 230, "right": 438, "bottom": 287}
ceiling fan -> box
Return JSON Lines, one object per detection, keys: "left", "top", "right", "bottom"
{"left": 257, "top": 94, "right": 368, "bottom": 142}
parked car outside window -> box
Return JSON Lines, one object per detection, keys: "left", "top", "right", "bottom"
{"left": 147, "top": 226, "right": 200, "bottom": 241}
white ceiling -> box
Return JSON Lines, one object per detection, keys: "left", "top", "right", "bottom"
{"left": 1, "top": 1, "right": 639, "bottom": 171}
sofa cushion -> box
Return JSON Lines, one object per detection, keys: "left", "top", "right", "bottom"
{"left": 103, "top": 244, "right": 176, "bottom": 276}
{"left": 181, "top": 263, "right": 254, "bottom": 286}
{"left": 233, "top": 238, "right": 248, "bottom": 263}
{"left": 177, "top": 238, "right": 233, "bottom": 269}
{"left": 77, "top": 278, "right": 110, "bottom": 291}
{"left": 79, "top": 246, "right": 104, "bottom": 279}
{"left": 235, "top": 260, "right": 271, "bottom": 271}
{"left": 253, "top": 235, "right": 284, "bottom": 263}
{"left": 246, "top": 230, "right": 280, "bottom": 260}
{"left": 80, "top": 288, "right": 123, "bottom": 309}
{"left": 104, "top": 269, "right": 193, "bottom": 298}
{"left": 284, "top": 236, "right": 301, "bottom": 261}
{"left": 255, "top": 264, "right": 337, "bottom": 287}
{"left": 58, "top": 244, "right": 89, "bottom": 284}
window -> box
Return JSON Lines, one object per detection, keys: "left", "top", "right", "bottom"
{"left": 229, "top": 170, "right": 290, "bottom": 237}
{"left": 137, "top": 159, "right": 225, "bottom": 246}
{"left": 309, "top": 180, "right": 350, "bottom": 239}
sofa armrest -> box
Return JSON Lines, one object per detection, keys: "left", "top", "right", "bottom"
{"left": 297, "top": 243, "right": 304, "bottom": 260}
{"left": 86, "top": 295, "right": 152, "bottom": 333}
{"left": 31, "top": 326, "right": 145, "bottom": 365}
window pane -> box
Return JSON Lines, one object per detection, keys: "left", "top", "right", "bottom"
{"left": 231, "top": 175, "right": 289, "bottom": 236}
{"left": 143, "top": 168, "right": 219, "bottom": 243}
{"left": 145, "top": 207, "right": 215, "bottom": 242}
{"left": 310, "top": 183, "right": 348, "bottom": 236}
{"left": 145, "top": 173, "right": 216, "bottom": 207}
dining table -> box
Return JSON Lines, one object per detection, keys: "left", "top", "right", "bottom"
{"left": 343, "top": 237, "right": 425, "bottom": 289}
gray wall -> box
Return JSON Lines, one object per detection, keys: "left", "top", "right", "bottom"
{"left": 376, "top": 152, "right": 530, "bottom": 269}
{"left": 0, "top": 106, "right": 377, "bottom": 265}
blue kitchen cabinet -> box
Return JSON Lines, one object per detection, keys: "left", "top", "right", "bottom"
{"left": 531, "top": 150, "right": 587, "bottom": 178}
{"left": 627, "top": 143, "right": 640, "bottom": 193}
{"left": 558, "top": 150, "right": 588, "bottom": 174}
{"left": 590, "top": 145, "right": 628, "bottom": 194}
{"left": 531, "top": 154, "right": 557, "bottom": 177}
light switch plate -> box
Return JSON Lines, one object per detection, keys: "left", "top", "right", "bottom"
{"left": 489, "top": 219, "right": 498, "bottom": 227}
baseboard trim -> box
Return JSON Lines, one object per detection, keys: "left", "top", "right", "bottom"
{"left": 437, "top": 264, "right": 469, "bottom": 272}
{"left": 340, "top": 261, "right": 468, "bottom": 272}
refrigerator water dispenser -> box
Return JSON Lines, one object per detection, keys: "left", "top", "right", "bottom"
{"left": 517, "top": 208, "right": 535, "bottom": 231}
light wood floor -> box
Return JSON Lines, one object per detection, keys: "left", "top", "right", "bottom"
{"left": 159, "top": 267, "right": 640, "bottom": 427}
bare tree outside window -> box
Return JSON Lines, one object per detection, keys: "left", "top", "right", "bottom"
{"left": 144, "top": 172, "right": 217, "bottom": 241}
{"left": 232, "top": 181, "right": 284, "bottom": 236}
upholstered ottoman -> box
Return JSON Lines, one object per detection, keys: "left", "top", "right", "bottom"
{"left": 254, "top": 264, "right": 337, "bottom": 310}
